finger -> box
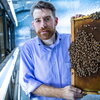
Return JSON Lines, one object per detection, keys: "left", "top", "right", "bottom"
{"left": 70, "top": 86, "right": 82, "bottom": 93}
{"left": 71, "top": 16, "right": 75, "bottom": 18}
{"left": 74, "top": 92, "right": 83, "bottom": 98}
{"left": 76, "top": 14, "right": 84, "bottom": 17}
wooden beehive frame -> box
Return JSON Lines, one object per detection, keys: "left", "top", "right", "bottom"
{"left": 71, "top": 15, "right": 100, "bottom": 95}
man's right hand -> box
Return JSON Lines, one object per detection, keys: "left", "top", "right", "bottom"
{"left": 61, "top": 85, "right": 83, "bottom": 100}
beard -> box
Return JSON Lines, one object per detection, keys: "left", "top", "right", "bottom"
{"left": 37, "top": 27, "right": 55, "bottom": 40}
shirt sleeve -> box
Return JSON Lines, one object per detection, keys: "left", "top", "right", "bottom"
{"left": 19, "top": 44, "right": 43, "bottom": 96}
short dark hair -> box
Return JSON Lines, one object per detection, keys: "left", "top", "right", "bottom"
{"left": 30, "top": 1, "right": 56, "bottom": 17}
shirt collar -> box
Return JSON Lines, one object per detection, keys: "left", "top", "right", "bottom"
{"left": 37, "top": 31, "right": 62, "bottom": 49}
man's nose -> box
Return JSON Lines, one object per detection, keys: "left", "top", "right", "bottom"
{"left": 41, "top": 20, "right": 47, "bottom": 28}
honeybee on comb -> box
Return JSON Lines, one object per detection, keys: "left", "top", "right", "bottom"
{"left": 69, "top": 20, "right": 100, "bottom": 77}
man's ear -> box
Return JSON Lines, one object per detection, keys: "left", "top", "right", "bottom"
{"left": 55, "top": 17, "right": 58, "bottom": 26}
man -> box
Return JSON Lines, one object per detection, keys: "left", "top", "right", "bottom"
{"left": 20, "top": 1, "right": 83, "bottom": 100}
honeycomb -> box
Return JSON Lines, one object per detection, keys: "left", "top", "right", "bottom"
{"left": 69, "top": 12, "right": 100, "bottom": 77}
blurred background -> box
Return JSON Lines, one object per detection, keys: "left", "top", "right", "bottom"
{"left": 0, "top": 0, "right": 100, "bottom": 100}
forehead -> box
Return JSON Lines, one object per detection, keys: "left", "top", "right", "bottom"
{"left": 33, "top": 9, "right": 53, "bottom": 19}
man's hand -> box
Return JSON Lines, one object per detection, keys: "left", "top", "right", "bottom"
{"left": 72, "top": 14, "right": 84, "bottom": 18}
{"left": 61, "top": 85, "right": 83, "bottom": 100}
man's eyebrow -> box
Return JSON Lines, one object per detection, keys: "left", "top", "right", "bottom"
{"left": 34, "top": 16, "right": 51, "bottom": 20}
{"left": 34, "top": 18, "right": 40, "bottom": 21}
{"left": 44, "top": 16, "right": 51, "bottom": 18}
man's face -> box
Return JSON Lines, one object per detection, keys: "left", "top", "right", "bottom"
{"left": 32, "top": 9, "right": 58, "bottom": 40}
